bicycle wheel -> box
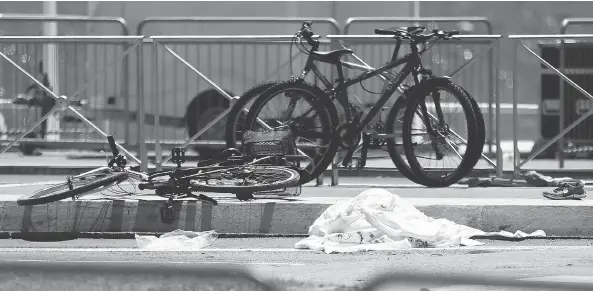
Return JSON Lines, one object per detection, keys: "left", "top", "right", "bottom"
{"left": 401, "top": 78, "right": 479, "bottom": 187}
{"left": 243, "top": 80, "right": 339, "bottom": 184}
{"left": 189, "top": 166, "right": 300, "bottom": 193}
{"left": 386, "top": 84, "right": 486, "bottom": 185}
{"left": 385, "top": 96, "right": 421, "bottom": 183}
{"left": 225, "top": 81, "right": 280, "bottom": 149}
{"left": 17, "top": 172, "right": 129, "bottom": 206}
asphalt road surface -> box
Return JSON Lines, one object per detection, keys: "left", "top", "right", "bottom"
{"left": 2, "top": 238, "right": 593, "bottom": 290}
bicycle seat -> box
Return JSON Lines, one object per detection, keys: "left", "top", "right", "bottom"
{"left": 310, "top": 49, "right": 353, "bottom": 64}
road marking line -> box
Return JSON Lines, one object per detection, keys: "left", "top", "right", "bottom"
{"left": 9, "top": 259, "right": 305, "bottom": 266}
{"left": 12, "top": 247, "right": 285, "bottom": 253}
{"left": 0, "top": 245, "right": 590, "bottom": 253}
{"left": 521, "top": 275, "right": 593, "bottom": 284}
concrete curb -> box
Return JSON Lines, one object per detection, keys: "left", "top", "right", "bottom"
{"left": 2, "top": 197, "right": 593, "bottom": 237}
{"left": 3, "top": 166, "right": 593, "bottom": 180}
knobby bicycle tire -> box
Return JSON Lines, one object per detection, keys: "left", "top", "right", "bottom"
{"left": 189, "top": 166, "right": 300, "bottom": 193}
{"left": 401, "top": 78, "right": 480, "bottom": 187}
{"left": 385, "top": 82, "right": 484, "bottom": 185}
{"left": 17, "top": 172, "right": 129, "bottom": 206}
{"left": 243, "top": 80, "right": 339, "bottom": 184}
{"left": 225, "top": 81, "right": 280, "bottom": 149}
{"left": 461, "top": 86, "right": 486, "bottom": 170}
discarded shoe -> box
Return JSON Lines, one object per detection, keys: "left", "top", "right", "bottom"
{"left": 542, "top": 182, "right": 587, "bottom": 200}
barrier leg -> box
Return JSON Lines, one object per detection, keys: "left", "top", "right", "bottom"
{"left": 0, "top": 39, "right": 142, "bottom": 165}
{"left": 0, "top": 105, "right": 60, "bottom": 155}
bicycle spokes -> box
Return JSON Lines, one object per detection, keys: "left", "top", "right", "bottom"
{"left": 409, "top": 90, "right": 468, "bottom": 169}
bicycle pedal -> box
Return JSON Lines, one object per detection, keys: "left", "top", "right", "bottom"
{"left": 171, "top": 147, "right": 187, "bottom": 168}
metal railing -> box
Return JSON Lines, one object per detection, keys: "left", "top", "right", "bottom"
{"left": 509, "top": 34, "right": 593, "bottom": 176}
{"left": 146, "top": 35, "right": 332, "bottom": 172}
{"left": 137, "top": 16, "right": 341, "bottom": 35}
{"left": 0, "top": 14, "right": 133, "bottom": 147}
{"left": 0, "top": 36, "right": 143, "bottom": 169}
{"left": 324, "top": 34, "right": 503, "bottom": 185}
{"left": 135, "top": 17, "right": 339, "bottom": 159}
{"left": 554, "top": 18, "right": 593, "bottom": 167}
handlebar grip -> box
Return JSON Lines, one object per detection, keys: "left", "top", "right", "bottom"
{"left": 375, "top": 29, "right": 396, "bottom": 35}
{"left": 449, "top": 30, "right": 460, "bottom": 36}
{"left": 301, "top": 21, "right": 313, "bottom": 30}
{"left": 106, "top": 135, "right": 119, "bottom": 156}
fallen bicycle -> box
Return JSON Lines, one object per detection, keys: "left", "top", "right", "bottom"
{"left": 17, "top": 129, "right": 304, "bottom": 222}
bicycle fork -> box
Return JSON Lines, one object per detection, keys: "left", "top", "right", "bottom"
{"left": 418, "top": 90, "right": 446, "bottom": 160}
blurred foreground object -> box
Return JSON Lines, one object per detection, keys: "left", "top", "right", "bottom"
{"left": 364, "top": 271, "right": 593, "bottom": 291}
{"left": 0, "top": 261, "right": 274, "bottom": 291}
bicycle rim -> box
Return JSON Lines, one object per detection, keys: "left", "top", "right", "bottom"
{"left": 17, "top": 172, "right": 129, "bottom": 206}
{"left": 225, "top": 81, "right": 280, "bottom": 149}
{"left": 243, "top": 81, "right": 338, "bottom": 184}
{"left": 402, "top": 79, "right": 479, "bottom": 187}
{"left": 189, "top": 166, "right": 300, "bottom": 193}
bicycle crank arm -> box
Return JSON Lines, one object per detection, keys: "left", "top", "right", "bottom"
{"left": 357, "top": 133, "right": 371, "bottom": 170}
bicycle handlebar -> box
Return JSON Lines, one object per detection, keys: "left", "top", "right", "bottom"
{"left": 297, "top": 20, "right": 318, "bottom": 47}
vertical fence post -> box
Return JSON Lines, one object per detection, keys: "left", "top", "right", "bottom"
{"left": 494, "top": 39, "right": 503, "bottom": 177}
{"left": 42, "top": 2, "right": 60, "bottom": 142}
{"left": 512, "top": 40, "right": 520, "bottom": 177}
{"left": 153, "top": 40, "right": 162, "bottom": 171}
{"left": 558, "top": 39, "right": 566, "bottom": 168}
{"left": 137, "top": 38, "right": 148, "bottom": 172}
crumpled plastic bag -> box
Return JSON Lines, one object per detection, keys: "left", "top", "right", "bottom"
{"left": 135, "top": 229, "right": 218, "bottom": 250}
{"left": 295, "top": 189, "right": 546, "bottom": 253}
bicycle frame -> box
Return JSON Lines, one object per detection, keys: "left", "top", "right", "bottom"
{"left": 300, "top": 39, "right": 426, "bottom": 133}
{"left": 70, "top": 166, "right": 149, "bottom": 198}
{"left": 76, "top": 166, "right": 149, "bottom": 181}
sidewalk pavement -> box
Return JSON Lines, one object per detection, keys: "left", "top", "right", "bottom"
{"left": 1, "top": 151, "right": 592, "bottom": 179}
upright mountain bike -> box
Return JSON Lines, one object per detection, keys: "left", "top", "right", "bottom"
{"left": 241, "top": 23, "right": 485, "bottom": 187}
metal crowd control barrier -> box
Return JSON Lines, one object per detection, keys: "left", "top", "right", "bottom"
{"left": 0, "top": 14, "right": 134, "bottom": 148}
{"left": 325, "top": 34, "right": 503, "bottom": 186}
{"left": 0, "top": 36, "right": 143, "bottom": 169}
{"left": 555, "top": 18, "right": 593, "bottom": 167}
{"left": 509, "top": 34, "right": 593, "bottom": 176}
{"left": 137, "top": 16, "right": 341, "bottom": 35}
{"left": 136, "top": 17, "right": 340, "bottom": 160}
{"left": 343, "top": 17, "right": 499, "bottom": 156}
{"left": 147, "top": 35, "right": 331, "bottom": 175}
